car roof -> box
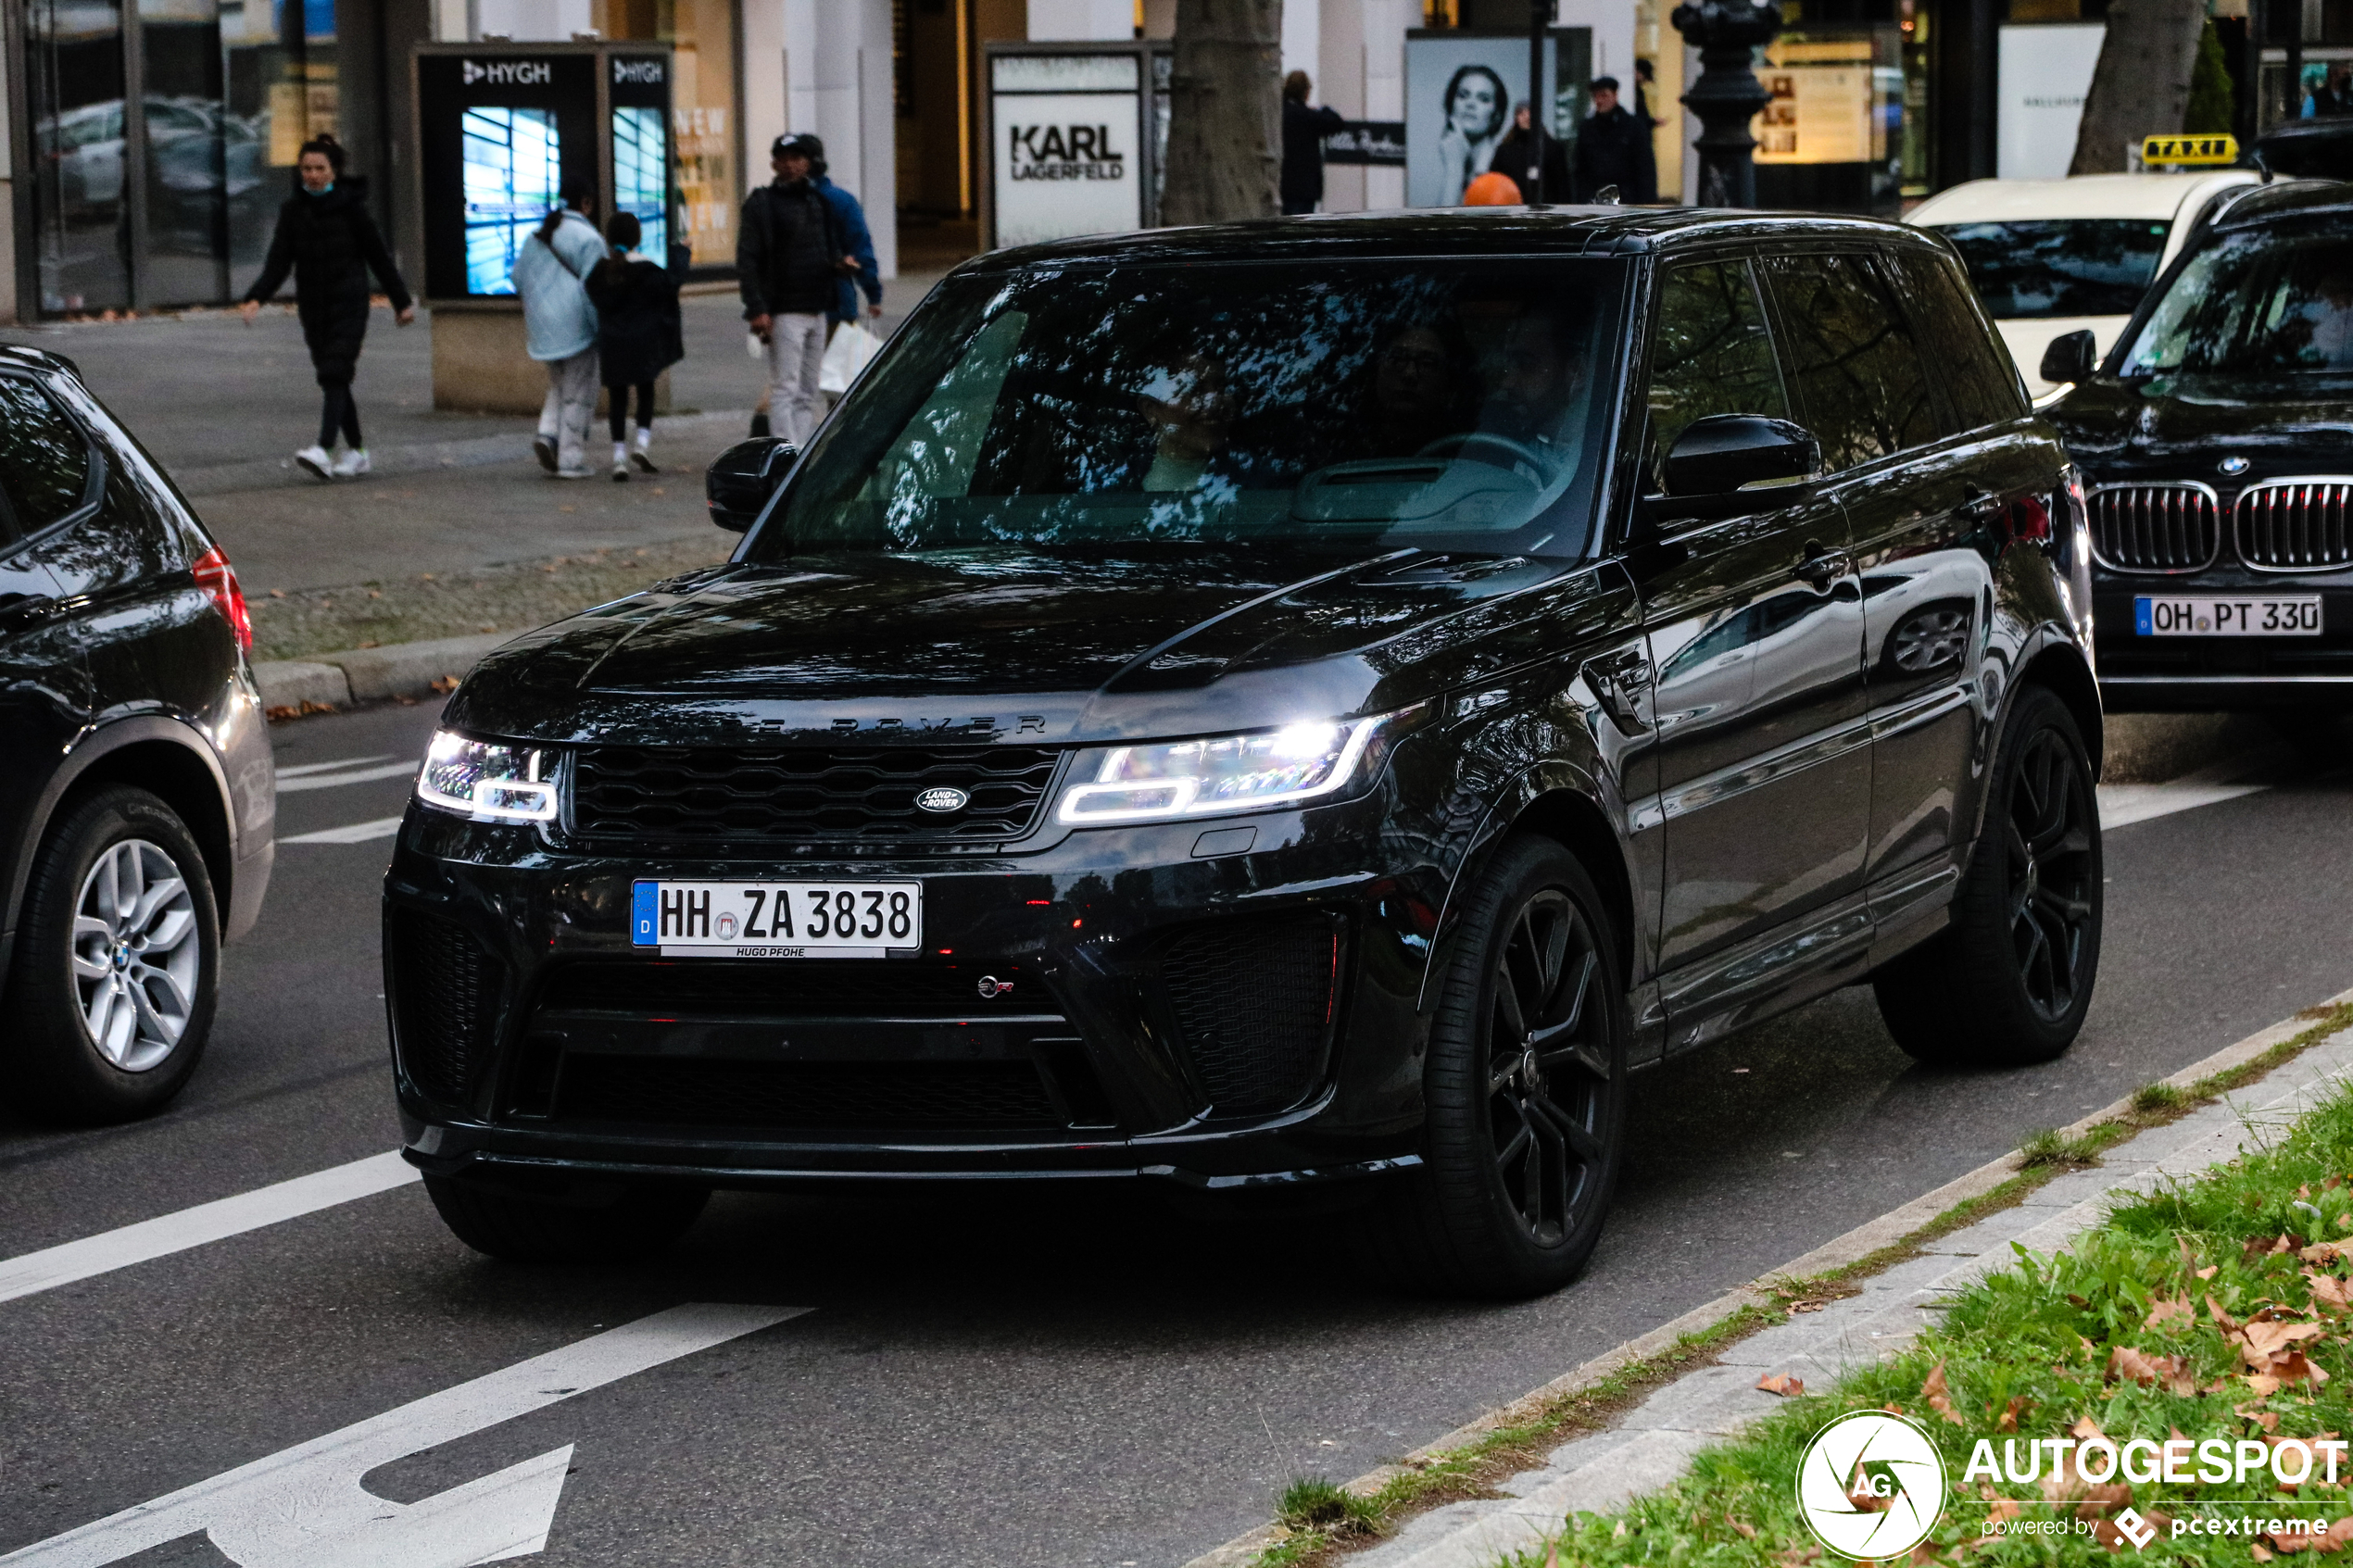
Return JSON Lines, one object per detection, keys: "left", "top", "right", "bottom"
{"left": 956, "top": 205, "right": 1944, "bottom": 271}
{"left": 1903, "top": 171, "right": 2258, "bottom": 227}
{"left": 0, "top": 344, "right": 79, "bottom": 378}
{"left": 2203, "top": 177, "right": 2353, "bottom": 229}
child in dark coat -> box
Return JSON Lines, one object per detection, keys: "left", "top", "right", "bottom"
{"left": 585, "top": 212, "right": 685, "bottom": 479}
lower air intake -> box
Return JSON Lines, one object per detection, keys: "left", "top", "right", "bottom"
{"left": 387, "top": 910, "right": 504, "bottom": 1108}
{"left": 1158, "top": 915, "right": 1339, "bottom": 1116}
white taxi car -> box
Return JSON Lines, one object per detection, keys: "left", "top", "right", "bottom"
{"left": 1906, "top": 170, "right": 2259, "bottom": 399}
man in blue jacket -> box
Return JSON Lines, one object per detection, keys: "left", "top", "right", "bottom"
{"left": 795, "top": 135, "right": 884, "bottom": 332}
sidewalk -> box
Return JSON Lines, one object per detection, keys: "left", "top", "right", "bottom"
{"left": 0, "top": 272, "right": 954, "bottom": 628}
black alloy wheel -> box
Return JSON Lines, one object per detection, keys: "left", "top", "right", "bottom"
{"left": 1873, "top": 684, "right": 2103, "bottom": 1067}
{"left": 1485, "top": 887, "right": 1614, "bottom": 1247}
{"left": 2005, "top": 721, "right": 2098, "bottom": 1022}
{"left": 1360, "top": 835, "right": 1629, "bottom": 1297}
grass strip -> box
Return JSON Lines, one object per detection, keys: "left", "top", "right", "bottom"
{"left": 1247, "top": 1002, "right": 2353, "bottom": 1568}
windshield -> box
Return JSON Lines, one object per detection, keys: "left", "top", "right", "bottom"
{"left": 749, "top": 259, "right": 1627, "bottom": 562}
{"left": 1932, "top": 220, "right": 2173, "bottom": 320}
{"left": 2119, "top": 224, "right": 2353, "bottom": 375}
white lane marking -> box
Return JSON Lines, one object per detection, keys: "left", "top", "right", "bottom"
{"left": 273, "top": 755, "right": 395, "bottom": 780}
{"left": 276, "top": 762, "right": 420, "bottom": 794}
{"left": 0, "top": 1150, "right": 420, "bottom": 1307}
{"left": 279, "top": 817, "right": 406, "bottom": 845}
{"left": 2098, "top": 777, "right": 2272, "bottom": 830}
{"left": 0, "top": 1302, "right": 807, "bottom": 1567}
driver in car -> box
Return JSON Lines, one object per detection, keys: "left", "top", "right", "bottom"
{"left": 1361, "top": 322, "right": 1474, "bottom": 458}
{"left": 1472, "top": 312, "right": 1587, "bottom": 474}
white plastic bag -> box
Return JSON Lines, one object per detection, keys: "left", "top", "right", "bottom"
{"left": 819, "top": 321, "right": 883, "bottom": 395}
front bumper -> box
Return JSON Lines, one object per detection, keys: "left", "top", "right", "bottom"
{"left": 384, "top": 793, "right": 1447, "bottom": 1189}
{"left": 2093, "top": 574, "right": 2353, "bottom": 709}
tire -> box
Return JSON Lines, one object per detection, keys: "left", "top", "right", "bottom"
{"left": 1360, "top": 835, "right": 1630, "bottom": 1298}
{"left": 1873, "top": 684, "right": 2102, "bottom": 1067}
{"left": 423, "top": 1173, "right": 711, "bottom": 1263}
{"left": 2, "top": 786, "right": 220, "bottom": 1124}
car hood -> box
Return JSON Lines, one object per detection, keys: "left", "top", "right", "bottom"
{"left": 2047, "top": 372, "right": 2353, "bottom": 481}
{"left": 447, "top": 546, "right": 1618, "bottom": 746}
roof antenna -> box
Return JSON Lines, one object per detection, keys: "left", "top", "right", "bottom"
{"left": 1593, "top": 184, "right": 1623, "bottom": 205}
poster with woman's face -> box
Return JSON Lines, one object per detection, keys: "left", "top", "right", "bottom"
{"left": 1405, "top": 31, "right": 1590, "bottom": 207}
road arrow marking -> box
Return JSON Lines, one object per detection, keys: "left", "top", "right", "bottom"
{"left": 0, "top": 1302, "right": 807, "bottom": 1567}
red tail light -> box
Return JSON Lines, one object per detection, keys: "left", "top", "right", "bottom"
{"left": 192, "top": 546, "right": 251, "bottom": 653}
{"left": 2005, "top": 495, "right": 2053, "bottom": 546}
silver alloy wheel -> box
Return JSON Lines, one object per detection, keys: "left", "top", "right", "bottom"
{"left": 70, "top": 838, "right": 200, "bottom": 1072}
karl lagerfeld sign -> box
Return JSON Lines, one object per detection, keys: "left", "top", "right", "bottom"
{"left": 989, "top": 51, "right": 1147, "bottom": 247}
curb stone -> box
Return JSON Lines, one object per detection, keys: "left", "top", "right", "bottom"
{"left": 254, "top": 629, "right": 513, "bottom": 713}
{"left": 1181, "top": 985, "right": 2353, "bottom": 1568}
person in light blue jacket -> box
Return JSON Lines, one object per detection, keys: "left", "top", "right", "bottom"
{"left": 514, "top": 182, "right": 607, "bottom": 477}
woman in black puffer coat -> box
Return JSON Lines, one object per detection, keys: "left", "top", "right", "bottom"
{"left": 238, "top": 134, "right": 414, "bottom": 481}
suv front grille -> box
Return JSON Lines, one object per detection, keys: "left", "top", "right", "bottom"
{"left": 2236, "top": 480, "right": 2353, "bottom": 571}
{"left": 569, "top": 745, "right": 1063, "bottom": 844}
{"left": 1158, "top": 915, "right": 1340, "bottom": 1116}
{"left": 2090, "top": 483, "right": 2222, "bottom": 572}
{"left": 387, "top": 910, "right": 504, "bottom": 1107}
{"left": 555, "top": 1056, "right": 1062, "bottom": 1130}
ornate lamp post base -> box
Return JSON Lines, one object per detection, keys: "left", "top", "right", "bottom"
{"left": 1670, "top": 0, "right": 1783, "bottom": 207}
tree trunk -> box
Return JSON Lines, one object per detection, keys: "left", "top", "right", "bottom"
{"left": 2069, "top": 0, "right": 2210, "bottom": 173}
{"left": 1161, "top": 0, "right": 1282, "bottom": 226}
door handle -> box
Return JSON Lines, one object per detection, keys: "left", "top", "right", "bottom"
{"left": 1793, "top": 541, "right": 1847, "bottom": 588}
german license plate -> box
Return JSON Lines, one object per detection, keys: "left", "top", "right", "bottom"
{"left": 631, "top": 880, "right": 922, "bottom": 958}
{"left": 2133, "top": 596, "right": 2322, "bottom": 635}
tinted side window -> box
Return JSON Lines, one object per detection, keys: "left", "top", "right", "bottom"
{"left": 1761, "top": 253, "right": 1941, "bottom": 471}
{"left": 0, "top": 375, "right": 95, "bottom": 533}
{"left": 1892, "top": 249, "right": 2027, "bottom": 431}
{"left": 1644, "top": 259, "right": 1789, "bottom": 483}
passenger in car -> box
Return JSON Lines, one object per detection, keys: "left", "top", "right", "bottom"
{"left": 1136, "top": 352, "right": 1239, "bottom": 491}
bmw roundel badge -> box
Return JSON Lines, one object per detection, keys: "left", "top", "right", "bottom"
{"left": 2220, "top": 455, "right": 2251, "bottom": 476}
{"left": 916, "top": 786, "right": 971, "bottom": 813}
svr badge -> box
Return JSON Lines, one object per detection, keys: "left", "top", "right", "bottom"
{"left": 1794, "top": 1410, "right": 1948, "bottom": 1559}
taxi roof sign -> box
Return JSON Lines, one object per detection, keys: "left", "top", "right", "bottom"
{"left": 2142, "top": 133, "right": 2240, "bottom": 166}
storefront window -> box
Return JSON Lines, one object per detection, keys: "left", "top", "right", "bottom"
{"left": 593, "top": 0, "right": 730, "bottom": 269}
{"left": 1753, "top": 28, "right": 1906, "bottom": 216}
{"left": 28, "top": 0, "right": 131, "bottom": 313}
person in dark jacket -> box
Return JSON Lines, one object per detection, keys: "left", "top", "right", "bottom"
{"left": 1571, "top": 77, "right": 1657, "bottom": 204}
{"left": 737, "top": 132, "right": 852, "bottom": 441}
{"left": 585, "top": 211, "right": 684, "bottom": 481}
{"left": 1491, "top": 102, "right": 1571, "bottom": 203}
{"left": 1280, "top": 70, "right": 1345, "bottom": 215}
{"left": 237, "top": 134, "right": 413, "bottom": 481}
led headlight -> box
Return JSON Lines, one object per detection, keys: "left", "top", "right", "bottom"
{"left": 1056, "top": 709, "right": 1411, "bottom": 826}
{"left": 415, "top": 730, "right": 558, "bottom": 822}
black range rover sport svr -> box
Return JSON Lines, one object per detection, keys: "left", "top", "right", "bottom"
{"left": 386, "top": 208, "right": 2103, "bottom": 1296}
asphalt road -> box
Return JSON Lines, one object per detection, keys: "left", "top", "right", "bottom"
{"left": 4, "top": 703, "right": 2351, "bottom": 1567}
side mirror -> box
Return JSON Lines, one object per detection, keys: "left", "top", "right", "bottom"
{"left": 706, "top": 437, "right": 798, "bottom": 532}
{"left": 2039, "top": 329, "right": 2097, "bottom": 388}
{"left": 1653, "top": 414, "right": 1820, "bottom": 521}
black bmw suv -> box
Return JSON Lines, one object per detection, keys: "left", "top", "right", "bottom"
{"left": 0, "top": 345, "right": 274, "bottom": 1123}
{"left": 2045, "top": 182, "right": 2353, "bottom": 712}
{"left": 387, "top": 208, "right": 2101, "bottom": 1296}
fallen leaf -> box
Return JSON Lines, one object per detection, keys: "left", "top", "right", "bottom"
{"left": 2072, "top": 1415, "right": 2110, "bottom": 1443}
{"left": 2314, "top": 1273, "right": 2352, "bottom": 1311}
{"left": 2075, "top": 1482, "right": 2133, "bottom": 1521}
{"left": 2307, "top": 1242, "right": 2352, "bottom": 1267}
{"left": 2255, "top": 1545, "right": 2276, "bottom": 1562}
{"left": 2250, "top": 1373, "right": 2285, "bottom": 1397}
{"left": 1725, "top": 1513, "right": 1757, "bottom": 1539}
{"left": 2201, "top": 1265, "right": 2221, "bottom": 1279}
{"left": 2146, "top": 1292, "right": 2194, "bottom": 1328}
{"left": 1757, "top": 1372, "right": 1806, "bottom": 1397}
{"left": 2000, "top": 1397, "right": 2029, "bottom": 1433}
{"left": 2068, "top": 1293, "right": 2092, "bottom": 1309}
{"left": 2247, "top": 1319, "right": 2329, "bottom": 1361}
{"left": 1985, "top": 1495, "right": 2022, "bottom": 1523}
{"left": 2110, "top": 1345, "right": 2200, "bottom": 1395}
{"left": 2214, "top": 1295, "right": 2246, "bottom": 1332}
{"left": 1773, "top": 1548, "right": 1821, "bottom": 1567}
{"left": 1924, "top": 1362, "right": 1965, "bottom": 1425}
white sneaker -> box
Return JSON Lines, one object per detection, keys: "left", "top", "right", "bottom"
{"left": 294, "top": 445, "right": 333, "bottom": 481}
{"left": 332, "top": 448, "right": 370, "bottom": 478}
{"left": 553, "top": 466, "right": 596, "bottom": 480}
{"left": 631, "top": 428, "right": 658, "bottom": 473}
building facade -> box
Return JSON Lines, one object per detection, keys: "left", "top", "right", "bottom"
{"left": 0, "top": 0, "right": 2287, "bottom": 324}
